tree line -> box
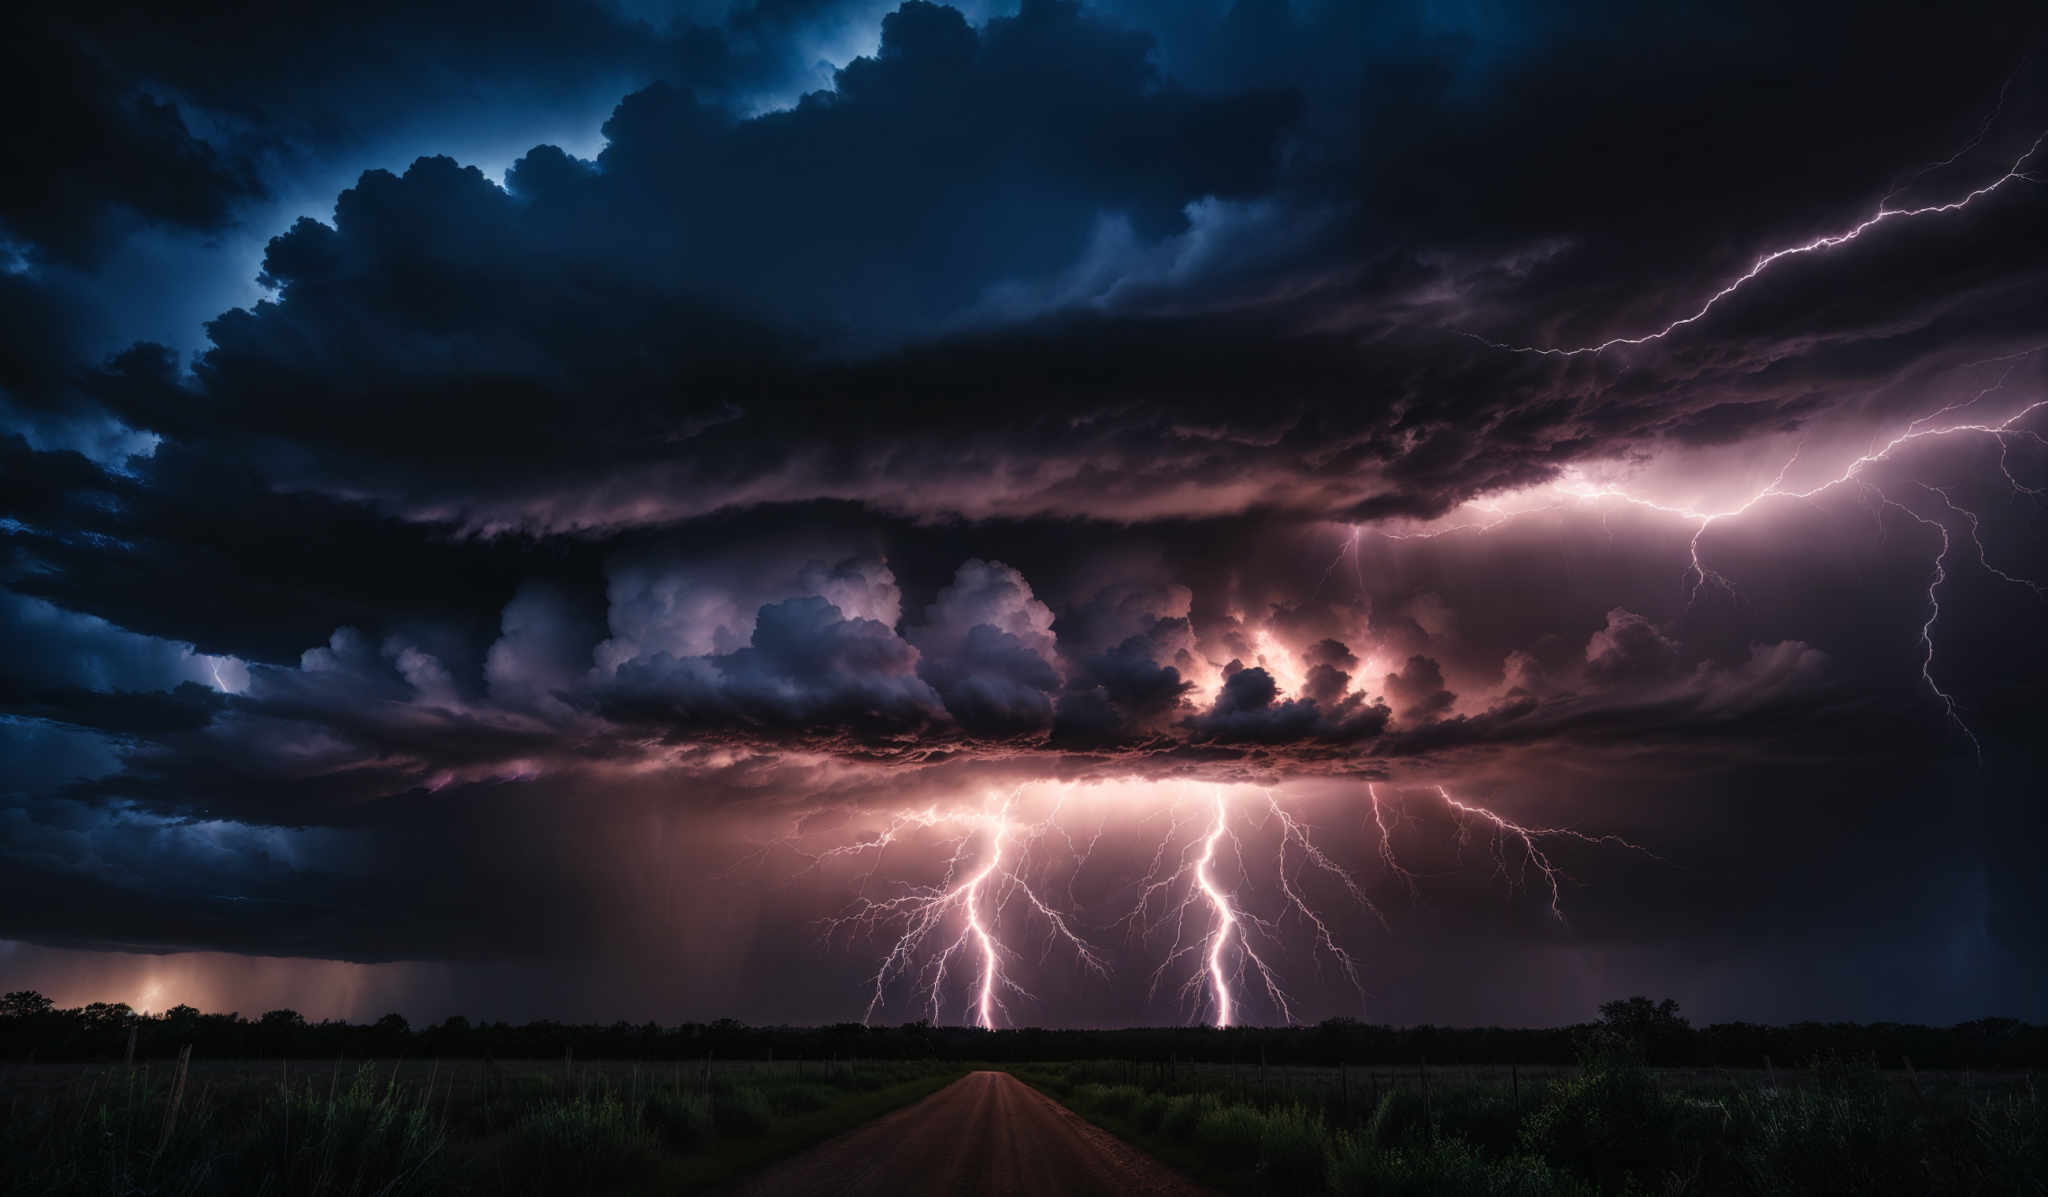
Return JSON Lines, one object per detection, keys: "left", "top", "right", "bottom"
{"left": 1, "top": 990, "right": 2038, "bottom": 1068}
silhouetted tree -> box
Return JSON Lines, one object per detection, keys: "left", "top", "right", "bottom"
{"left": 78, "top": 1002, "right": 135, "bottom": 1028}
{"left": 1600, "top": 996, "right": 1692, "bottom": 1062}
{"left": 1, "top": 990, "right": 53, "bottom": 1018}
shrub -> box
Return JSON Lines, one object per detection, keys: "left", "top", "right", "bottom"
{"left": 639, "top": 1088, "right": 713, "bottom": 1150}
{"left": 1429, "top": 1087, "right": 1523, "bottom": 1154}
{"left": 1257, "top": 1103, "right": 1329, "bottom": 1192}
{"left": 1193, "top": 1100, "right": 1266, "bottom": 1167}
{"left": 1134, "top": 1090, "right": 1170, "bottom": 1132}
{"left": 1159, "top": 1093, "right": 1206, "bottom": 1140}
{"left": 1520, "top": 1050, "right": 1688, "bottom": 1189}
{"left": 1094, "top": 1083, "right": 1146, "bottom": 1119}
{"left": 1366, "top": 1088, "right": 1433, "bottom": 1148}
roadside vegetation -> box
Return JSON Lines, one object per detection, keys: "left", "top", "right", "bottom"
{"left": 4, "top": 991, "right": 2039, "bottom": 1195}
{"left": 1013, "top": 1041, "right": 2044, "bottom": 1195}
{"left": 0, "top": 1049, "right": 962, "bottom": 1195}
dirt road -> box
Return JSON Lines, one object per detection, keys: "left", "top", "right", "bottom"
{"left": 734, "top": 1070, "right": 1212, "bottom": 1196}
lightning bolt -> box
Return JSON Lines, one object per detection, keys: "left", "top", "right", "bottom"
{"left": 819, "top": 790, "right": 1107, "bottom": 1029}
{"left": 1368, "top": 782, "right": 1420, "bottom": 897}
{"left": 1194, "top": 788, "right": 1239, "bottom": 1027}
{"left": 1872, "top": 491, "right": 1979, "bottom": 761}
{"left": 1356, "top": 371, "right": 2047, "bottom": 752}
{"left": 1312, "top": 524, "right": 1367, "bottom": 601}
{"left": 1434, "top": 786, "right": 1657, "bottom": 923}
{"left": 1476, "top": 130, "right": 2045, "bottom": 356}
{"left": 1125, "top": 787, "right": 1293, "bottom": 1027}
{"left": 798, "top": 778, "right": 1653, "bottom": 1027}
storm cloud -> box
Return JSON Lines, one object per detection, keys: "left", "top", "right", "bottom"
{"left": 4, "top": 0, "right": 2046, "bottom": 1026}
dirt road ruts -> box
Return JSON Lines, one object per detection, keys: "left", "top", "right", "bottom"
{"left": 734, "top": 1070, "right": 1212, "bottom": 1196}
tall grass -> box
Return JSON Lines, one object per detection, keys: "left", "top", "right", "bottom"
{"left": 2, "top": 1054, "right": 965, "bottom": 1196}
{"left": 505, "top": 1091, "right": 665, "bottom": 1194}
{"left": 1014, "top": 1049, "right": 2044, "bottom": 1195}
{"left": 0, "top": 1060, "right": 445, "bottom": 1196}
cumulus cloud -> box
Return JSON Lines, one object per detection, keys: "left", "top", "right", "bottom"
{"left": 1584, "top": 608, "right": 1681, "bottom": 683}
{"left": 1383, "top": 654, "right": 1455, "bottom": 723}
{"left": 1, "top": 590, "right": 241, "bottom": 695}
{"left": 5, "top": 0, "right": 2047, "bottom": 1017}
{"left": 485, "top": 584, "right": 605, "bottom": 713}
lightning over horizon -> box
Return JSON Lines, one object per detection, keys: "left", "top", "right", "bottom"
{"left": 1356, "top": 354, "right": 2048, "bottom": 757}
{"left": 790, "top": 778, "right": 1655, "bottom": 1028}
{"left": 7, "top": 0, "right": 2046, "bottom": 1037}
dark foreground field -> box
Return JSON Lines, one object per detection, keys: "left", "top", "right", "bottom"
{"left": 1014, "top": 1054, "right": 2042, "bottom": 1195}
{"left": 3, "top": 998, "right": 2042, "bottom": 1195}
{"left": 0, "top": 1054, "right": 966, "bottom": 1195}
{"left": 3, "top": 1050, "right": 2040, "bottom": 1195}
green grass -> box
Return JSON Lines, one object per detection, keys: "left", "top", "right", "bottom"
{"left": 9, "top": 1051, "right": 2038, "bottom": 1195}
{"left": 0, "top": 1058, "right": 448, "bottom": 1196}
{"left": 0, "top": 1056, "right": 968, "bottom": 1196}
{"left": 1008, "top": 1052, "right": 2046, "bottom": 1196}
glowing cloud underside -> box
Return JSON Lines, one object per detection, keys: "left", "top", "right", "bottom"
{"left": 746, "top": 105, "right": 2045, "bottom": 1030}
{"left": 1353, "top": 351, "right": 2046, "bottom": 758}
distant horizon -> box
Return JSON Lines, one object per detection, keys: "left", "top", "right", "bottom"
{"left": 6, "top": 949, "right": 2041, "bottom": 1034}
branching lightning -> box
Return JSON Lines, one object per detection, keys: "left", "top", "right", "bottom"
{"left": 817, "top": 790, "right": 1108, "bottom": 1029}
{"left": 798, "top": 778, "right": 1648, "bottom": 1028}
{"left": 1432, "top": 786, "right": 1657, "bottom": 923}
{"left": 1476, "top": 128, "right": 2045, "bottom": 356}
{"left": 1359, "top": 360, "right": 2048, "bottom": 755}
{"left": 802, "top": 333, "right": 2037, "bottom": 1027}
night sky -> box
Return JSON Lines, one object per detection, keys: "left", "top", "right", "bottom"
{"left": 4, "top": 0, "right": 2046, "bottom": 1029}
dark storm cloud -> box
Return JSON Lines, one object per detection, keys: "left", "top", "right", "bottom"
{"left": 52, "top": 2, "right": 1300, "bottom": 526}
{"left": 6, "top": 0, "right": 2048, "bottom": 1022}
{"left": 21, "top": 1, "right": 2047, "bottom": 543}
{"left": 5, "top": 0, "right": 905, "bottom": 266}
{"left": 0, "top": 12, "right": 262, "bottom": 267}
{"left": 1381, "top": 654, "right": 1454, "bottom": 722}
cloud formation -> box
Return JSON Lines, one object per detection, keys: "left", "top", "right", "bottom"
{"left": 4, "top": 0, "right": 2046, "bottom": 1024}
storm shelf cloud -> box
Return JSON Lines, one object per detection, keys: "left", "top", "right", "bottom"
{"left": 3, "top": 0, "right": 2047, "bottom": 1028}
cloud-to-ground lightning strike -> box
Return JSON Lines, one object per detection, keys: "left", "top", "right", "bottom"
{"left": 816, "top": 791, "right": 1108, "bottom": 1028}
{"left": 1192, "top": 788, "right": 1240, "bottom": 1028}
{"left": 1124, "top": 786, "right": 1330, "bottom": 1028}
{"left": 1476, "top": 129, "right": 2046, "bottom": 356}
{"left": 800, "top": 778, "right": 1649, "bottom": 1028}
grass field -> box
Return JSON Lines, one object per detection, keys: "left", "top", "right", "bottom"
{"left": 1008, "top": 1052, "right": 2044, "bottom": 1195}
{"left": 0, "top": 1054, "right": 965, "bottom": 1195}
{"left": 6, "top": 1047, "right": 2039, "bottom": 1194}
